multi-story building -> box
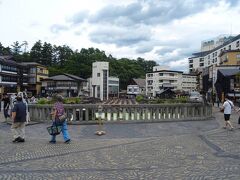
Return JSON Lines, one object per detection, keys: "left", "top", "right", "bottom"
{"left": 219, "top": 50, "right": 240, "bottom": 65}
{"left": 200, "top": 35, "right": 233, "bottom": 52}
{"left": 21, "top": 62, "right": 49, "bottom": 95}
{"left": 0, "top": 56, "right": 28, "bottom": 93}
{"left": 146, "top": 66, "right": 197, "bottom": 97}
{"left": 189, "top": 34, "right": 240, "bottom": 73}
{"left": 90, "top": 62, "right": 119, "bottom": 101}
{"left": 182, "top": 74, "right": 197, "bottom": 92}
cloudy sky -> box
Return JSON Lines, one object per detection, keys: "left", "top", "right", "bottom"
{"left": 0, "top": 0, "right": 240, "bottom": 72}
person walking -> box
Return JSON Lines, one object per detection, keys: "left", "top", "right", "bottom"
{"left": 2, "top": 93, "right": 10, "bottom": 122}
{"left": 220, "top": 95, "right": 234, "bottom": 130}
{"left": 49, "top": 94, "right": 71, "bottom": 144}
{"left": 11, "top": 95, "right": 27, "bottom": 143}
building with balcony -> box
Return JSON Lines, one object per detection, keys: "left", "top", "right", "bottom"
{"left": 189, "top": 34, "right": 240, "bottom": 73}
{"left": 146, "top": 66, "right": 197, "bottom": 97}
{"left": 0, "top": 56, "right": 28, "bottom": 93}
{"left": 219, "top": 50, "right": 240, "bottom": 65}
{"left": 41, "top": 74, "right": 86, "bottom": 97}
{"left": 21, "top": 62, "right": 49, "bottom": 95}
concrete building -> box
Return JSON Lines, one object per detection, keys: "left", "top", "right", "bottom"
{"left": 182, "top": 74, "right": 198, "bottom": 92}
{"left": 90, "top": 62, "right": 119, "bottom": 101}
{"left": 189, "top": 34, "right": 240, "bottom": 73}
{"left": 146, "top": 66, "right": 197, "bottom": 97}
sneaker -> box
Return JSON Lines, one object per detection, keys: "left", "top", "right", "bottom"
{"left": 49, "top": 140, "right": 56, "bottom": 144}
{"left": 65, "top": 139, "right": 71, "bottom": 144}
{"left": 18, "top": 138, "right": 25, "bottom": 142}
{"left": 12, "top": 137, "right": 21, "bottom": 143}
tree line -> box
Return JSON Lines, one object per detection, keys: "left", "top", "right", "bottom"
{"left": 0, "top": 41, "right": 157, "bottom": 90}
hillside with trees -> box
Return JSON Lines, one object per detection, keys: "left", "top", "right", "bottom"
{"left": 0, "top": 41, "right": 157, "bottom": 90}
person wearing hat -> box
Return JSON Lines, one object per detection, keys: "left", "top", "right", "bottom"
{"left": 11, "top": 95, "right": 27, "bottom": 143}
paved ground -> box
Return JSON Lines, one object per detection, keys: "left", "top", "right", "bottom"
{"left": 0, "top": 106, "right": 240, "bottom": 179}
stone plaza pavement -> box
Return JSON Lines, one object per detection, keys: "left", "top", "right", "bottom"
{"left": 0, "top": 107, "right": 240, "bottom": 180}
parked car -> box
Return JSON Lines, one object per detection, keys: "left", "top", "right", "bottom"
{"left": 189, "top": 91, "right": 203, "bottom": 102}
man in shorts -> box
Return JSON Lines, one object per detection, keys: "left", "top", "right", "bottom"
{"left": 221, "top": 95, "right": 234, "bottom": 130}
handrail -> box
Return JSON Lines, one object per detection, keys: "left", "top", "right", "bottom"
{"left": 28, "top": 103, "right": 212, "bottom": 124}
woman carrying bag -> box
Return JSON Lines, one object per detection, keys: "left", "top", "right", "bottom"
{"left": 49, "top": 94, "right": 71, "bottom": 144}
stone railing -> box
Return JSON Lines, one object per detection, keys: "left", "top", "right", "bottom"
{"left": 28, "top": 103, "right": 212, "bottom": 124}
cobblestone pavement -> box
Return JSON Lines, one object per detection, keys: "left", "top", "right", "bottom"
{"left": 0, "top": 107, "right": 240, "bottom": 179}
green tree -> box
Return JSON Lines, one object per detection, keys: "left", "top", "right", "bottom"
{"left": 30, "top": 40, "right": 43, "bottom": 63}
{"left": 42, "top": 42, "right": 53, "bottom": 66}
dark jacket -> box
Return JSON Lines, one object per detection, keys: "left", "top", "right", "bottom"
{"left": 12, "top": 101, "right": 27, "bottom": 122}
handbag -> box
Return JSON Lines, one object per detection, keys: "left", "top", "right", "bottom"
{"left": 47, "top": 125, "right": 62, "bottom": 135}
{"left": 220, "top": 108, "right": 224, "bottom": 113}
{"left": 58, "top": 113, "right": 67, "bottom": 122}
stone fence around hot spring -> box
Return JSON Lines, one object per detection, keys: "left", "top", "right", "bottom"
{"left": 28, "top": 103, "right": 212, "bottom": 124}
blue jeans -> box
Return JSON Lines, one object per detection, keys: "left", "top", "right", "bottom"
{"left": 51, "top": 120, "right": 70, "bottom": 142}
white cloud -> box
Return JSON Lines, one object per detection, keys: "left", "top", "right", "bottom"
{"left": 0, "top": 0, "right": 240, "bottom": 72}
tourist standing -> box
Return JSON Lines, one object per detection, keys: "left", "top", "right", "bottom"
{"left": 220, "top": 95, "right": 234, "bottom": 130}
{"left": 11, "top": 95, "right": 27, "bottom": 143}
{"left": 2, "top": 93, "right": 10, "bottom": 122}
{"left": 49, "top": 94, "right": 71, "bottom": 144}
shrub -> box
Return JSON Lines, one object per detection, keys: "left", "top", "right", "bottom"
{"left": 136, "top": 95, "right": 144, "bottom": 102}
{"left": 37, "top": 98, "right": 50, "bottom": 104}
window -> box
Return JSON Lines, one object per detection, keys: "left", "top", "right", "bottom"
{"left": 208, "top": 55, "right": 210, "bottom": 59}
{"left": 200, "top": 63, "right": 204, "bottom": 67}
{"left": 189, "top": 59, "right": 193, "bottom": 63}
{"left": 97, "top": 73, "right": 100, "bottom": 77}
{"left": 229, "top": 45, "right": 231, "bottom": 50}
{"left": 236, "top": 41, "right": 239, "bottom": 47}
{"left": 169, "top": 73, "right": 174, "bottom": 76}
{"left": 159, "top": 73, "right": 163, "bottom": 76}
{"left": 200, "top": 58, "right": 204, "bottom": 62}
{"left": 236, "top": 54, "right": 240, "bottom": 59}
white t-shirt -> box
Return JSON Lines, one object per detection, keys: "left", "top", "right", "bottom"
{"left": 223, "top": 100, "right": 234, "bottom": 114}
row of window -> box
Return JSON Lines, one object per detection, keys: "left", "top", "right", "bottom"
{"left": 2, "top": 76, "right": 28, "bottom": 83}
{"left": 2, "top": 65, "right": 17, "bottom": 72}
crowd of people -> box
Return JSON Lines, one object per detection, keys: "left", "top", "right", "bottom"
{"left": 0, "top": 93, "right": 71, "bottom": 144}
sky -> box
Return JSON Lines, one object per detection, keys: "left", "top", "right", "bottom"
{"left": 0, "top": 0, "right": 240, "bottom": 72}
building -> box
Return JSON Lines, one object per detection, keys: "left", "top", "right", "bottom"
{"left": 201, "top": 35, "right": 233, "bottom": 52}
{"left": 0, "top": 56, "right": 28, "bottom": 93}
{"left": 90, "top": 62, "right": 119, "bottom": 101}
{"left": 182, "top": 74, "right": 198, "bottom": 92}
{"left": 189, "top": 34, "right": 240, "bottom": 73}
{"left": 146, "top": 66, "right": 197, "bottom": 97}
{"left": 127, "top": 78, "right": 146, "bottom": 98}
{"left": 41, "top": 74, "right": 86, "bottom": 97}
{"left": 21, "top": 62, "right": 49, "bottom": 95}
{"left": 219, "top": 50, "right": 240, "bottom": 65}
